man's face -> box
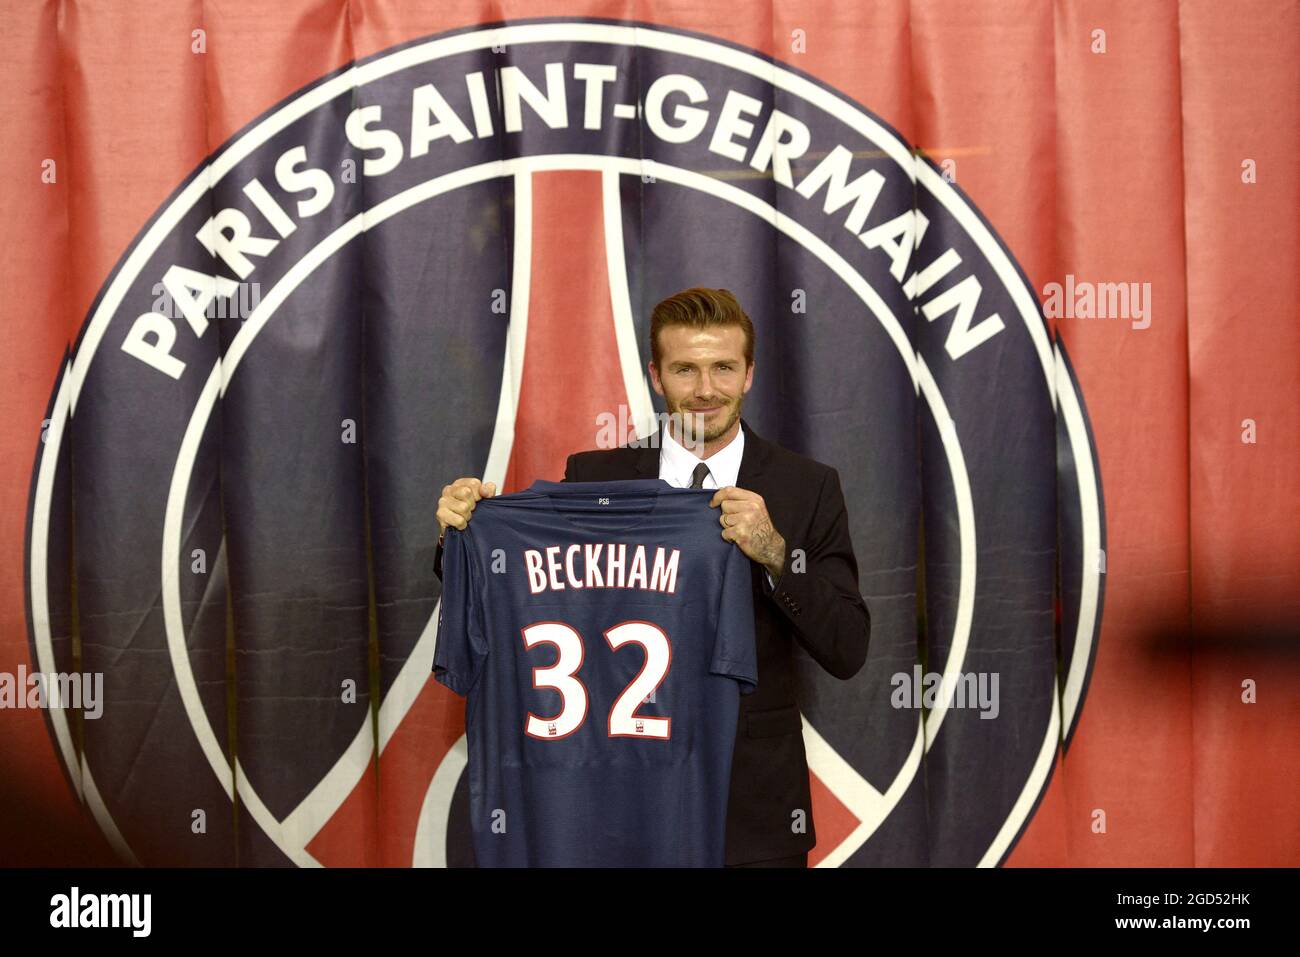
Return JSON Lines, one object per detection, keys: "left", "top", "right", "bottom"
{"left": 648, "top": 324, "right": 753, "bottom": 447}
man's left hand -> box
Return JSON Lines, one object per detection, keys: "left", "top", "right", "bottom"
{"left": 710, "top": 486, "right": 786, "bottom": 582}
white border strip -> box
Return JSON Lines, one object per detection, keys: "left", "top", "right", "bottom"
{"left": 603, "top": 167, "right": 658, "bottom": 439}
{"left": 1056, "top": 344, "right": 1102, "bottom": 735}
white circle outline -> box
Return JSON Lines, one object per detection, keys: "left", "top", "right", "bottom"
{"left": 27, "top": 21, "right": 1101, "bottom": 868}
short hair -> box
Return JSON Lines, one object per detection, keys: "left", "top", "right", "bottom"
{"left": 649, "top": 287, "right": 755, "bottom": 369}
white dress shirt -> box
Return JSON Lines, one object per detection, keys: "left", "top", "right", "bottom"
{"left": 657, "top": 420, "right": 776, "bottom": 587}
{"left": 658, "top": 419, "right": 746, "bottom": 490}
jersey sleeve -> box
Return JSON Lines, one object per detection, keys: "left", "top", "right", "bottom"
{"left": 710, "top": 541, "right": 759, "bottom": 695}
{"left": 432, "top": 527, "right": 488, "bottom": 696}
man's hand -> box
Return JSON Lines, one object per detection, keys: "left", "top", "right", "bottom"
{"left": 436, "top": 477, "right": 497, "bottom": 543}
{"left": 710, "top": 485, "right": 786, "bottom": 582}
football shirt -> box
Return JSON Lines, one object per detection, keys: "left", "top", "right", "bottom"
{"left": 433, "top": 478, "right": 758, "bottom": 867}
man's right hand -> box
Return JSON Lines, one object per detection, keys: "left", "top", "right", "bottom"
{"left": 436, "top": 477, "right": 498, "bottom": 543}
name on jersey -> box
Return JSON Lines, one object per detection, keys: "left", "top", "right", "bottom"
{"left": 523, "top": 544, "right": 681, "bottom": 595}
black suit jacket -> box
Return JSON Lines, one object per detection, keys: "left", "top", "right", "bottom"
{"left": 433, "top": 416, "right": 871, "bottom": 864}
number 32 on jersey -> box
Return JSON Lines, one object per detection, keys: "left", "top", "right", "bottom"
{"left": 521, "top": 619, "right": 672, "bottom": 741}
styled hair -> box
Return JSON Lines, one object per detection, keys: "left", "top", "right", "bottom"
{"left": 649, "top": 287, "right": 755, "bottom": 369}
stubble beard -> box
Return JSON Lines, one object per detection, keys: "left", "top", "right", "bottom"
{"left": 673, "top": 396, "right": 742, "bottom": 450}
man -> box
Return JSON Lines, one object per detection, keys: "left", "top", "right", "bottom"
{"left": 434, "top": 287, "right": 871, "bottom": 867}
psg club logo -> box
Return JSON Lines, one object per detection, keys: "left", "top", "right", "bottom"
{"left": 26, "top": 19, "right": 1104, "bottom": 866}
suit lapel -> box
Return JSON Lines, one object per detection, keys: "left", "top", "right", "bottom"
{"left": 632, "top": 427, "right": 660, "bottom": 477}
{"left": 734, "top": 418, "right": 772, "bottom": 592}
{"left": 736, "top": 416, "right": 770, "bottom": 490}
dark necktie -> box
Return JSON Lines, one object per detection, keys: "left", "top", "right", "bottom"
{"left": 689, "top": 462, "right": 711, "bottom": 488}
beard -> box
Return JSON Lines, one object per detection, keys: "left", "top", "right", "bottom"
{"left": 671, "top": 396, "right": 742, "bottom": 448}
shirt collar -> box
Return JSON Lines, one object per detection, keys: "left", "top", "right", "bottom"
{"left": 659, "top": 418, "right": 746, "bottom": 488}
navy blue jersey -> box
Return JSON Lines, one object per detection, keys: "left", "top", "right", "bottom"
{"left": 433, "top": 478, "right": 758, "bottom": 867}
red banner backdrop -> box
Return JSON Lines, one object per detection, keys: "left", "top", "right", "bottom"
{"left": 0, "top": 0, "right": 1295, "bottom": 867}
